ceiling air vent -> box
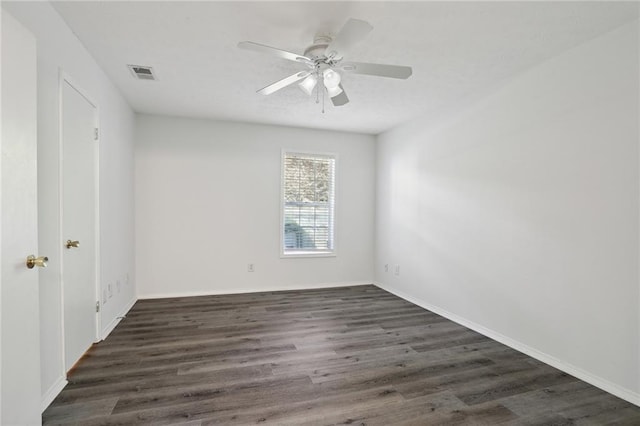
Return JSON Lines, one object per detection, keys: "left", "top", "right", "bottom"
{"left": 128, "top": 65, "right": 157, "bottom": 81}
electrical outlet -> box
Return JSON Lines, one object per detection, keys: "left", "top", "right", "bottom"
{"left": 394, "top": 265, "right": 400, "bottom": 276}
{"left": 108, "top": 283, "right": 113, "bottom": 298}
{"left": 384, "top": 264, "right": 389, "bottom": 273}
{"left": 248, "top": 263, "right": 255, "bottom": 272}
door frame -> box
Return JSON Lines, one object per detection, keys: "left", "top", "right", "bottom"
{"left": 58, "top": 70, "right": 101, "bottom": 373}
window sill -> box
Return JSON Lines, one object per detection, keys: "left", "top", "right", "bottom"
{"left": 281, "top": 251, "right": 336, "bottom": 259}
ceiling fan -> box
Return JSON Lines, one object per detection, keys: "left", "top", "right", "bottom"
{"left": 238, "top": 18, "right": 412, "bottom": 108}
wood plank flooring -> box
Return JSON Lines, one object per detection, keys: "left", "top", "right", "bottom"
{"left": 43, "top": 285, "right": 640, "bottom": 425}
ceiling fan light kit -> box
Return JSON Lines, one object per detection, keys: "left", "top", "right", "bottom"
{"left": 298, "top": 74, "right": 318, "bottom": 96}
{"left": 326, "top": 85, "right": 343, "bottom": 98}
{"left": 238, "top": 18, "right": 412, "bottom": 110}
{"left": 323, "top": 69, "right": 341, "bottom": 89}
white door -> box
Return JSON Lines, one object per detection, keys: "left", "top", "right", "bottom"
{"left": 61, "top": 79, "right": 99, "bottom": 372}
{"left": 1, "top": 11, "right": 42, "bottom": 425}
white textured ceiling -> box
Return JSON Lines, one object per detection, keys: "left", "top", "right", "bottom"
{"left": 52, "top": 1, "right": 638, "bottom": 135}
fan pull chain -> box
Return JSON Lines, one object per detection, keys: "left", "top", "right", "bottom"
{"left": 322, "top": 87, "right": 325, "bottom": 114}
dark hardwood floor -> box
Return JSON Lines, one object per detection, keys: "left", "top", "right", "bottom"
{"left": 43, "top": 285, "right": 640, "bottom": 425}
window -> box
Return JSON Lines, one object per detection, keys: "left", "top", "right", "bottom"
{"left": 281, "top": 151, "right": 336, "bottom": 256}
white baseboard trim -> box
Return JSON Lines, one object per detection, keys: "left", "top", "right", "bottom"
{"left": 101, "top": 296, "right": 137, "bottom": 340}
{"left": 138, "top": 281, "right": 372, "bottom": 300}
{"left": 41, "top": 375, "right": 67, "bottom": 412}
{"left": 374, "top": 281, "right": 640, "bottom": 407}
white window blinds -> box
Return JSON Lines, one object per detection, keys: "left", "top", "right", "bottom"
{"left": 282, "top": 151, "right": 336, "bottom": 255}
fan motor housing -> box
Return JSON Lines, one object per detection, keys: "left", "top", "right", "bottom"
{"left": 303, "top": 43, "right": 329, "bottom": 59}
{"left": 303, "top": 34, "right": 332, "bottom": 59}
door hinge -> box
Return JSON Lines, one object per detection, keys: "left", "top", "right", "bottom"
{"left": 96, "top": 301, "right": 100, "bottom": 312}
{"left": 94, "top": 128, "right": 99, "bottom": 140}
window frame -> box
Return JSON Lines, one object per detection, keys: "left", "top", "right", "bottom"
{"left": 280, "top": 149, "right": 338, "bottom": 258}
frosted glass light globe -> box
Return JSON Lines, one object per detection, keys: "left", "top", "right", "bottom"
{"left": 298, "top": 75, "right": 317, "bottom": 96}
{"left": 323, "top": 69, "right": 341, "bottom": 89}
{"left": 326, "top": 85, "right": 343, "bottom": 98}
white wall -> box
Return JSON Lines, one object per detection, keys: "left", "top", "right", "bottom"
{"left": 375, "top": 20, "right": 639, "bottom": 404}
{"left": 136, "top": 115, "right": 375, "bottom": 297}
{"left": 3, "top": 1, "right": 136, "bottom": 410}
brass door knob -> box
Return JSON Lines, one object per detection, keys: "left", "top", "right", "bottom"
{"left": 26, "top": 255, "right": 48, "bottom": 269}
{"left": 66, "top": 240, "right": 80, "bottom": 249}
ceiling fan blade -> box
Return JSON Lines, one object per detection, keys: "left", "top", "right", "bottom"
{"left": 330, "top": 84, "right": 349, "bottom": 107}
{"left": 339, "top": 62, "right": 412, "bottom": 79}
{"left": 325, "top": 19, "right": 373, "bottom": 60}
{"left": 257, "top": 71, "right": 310, "bottom": 95}
{"left": 238, "top": 41, "right": 312, "bottom": 65}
